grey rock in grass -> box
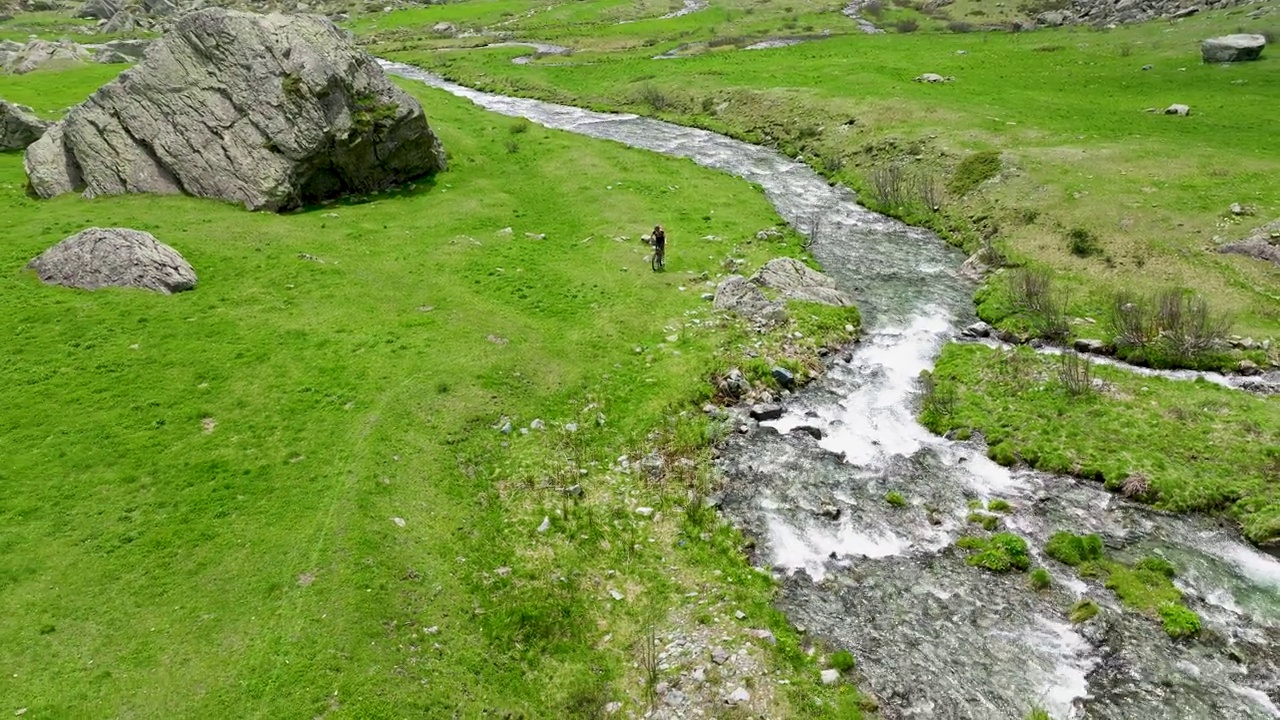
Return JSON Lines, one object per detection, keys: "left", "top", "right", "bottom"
{"left": 27, "top": 227, "right": 196, "bottom": 294}
{"left": 714, "top": 274, "right": 788, "bottom": 326}
{"left": 961, "top": 321, "right": 992, "bottom": 338}
{"left": 914, "top": 72, "right": 954, "bottom": 84}
{"left": 722, "top": 367, "right": 751, "bottom": 398}
{"left": 24, "top": 9, "right": 446, "bottom": 212}
{"left": 771, "top": 366, "right": 796, "bottom": 389}
{"left": 1201, "top": 34, "right": 1266, "bottom": 64}
{"left": 76, "top": 0, "right": 122, "bottom": 20}
{"left": 749, "top": 257, "right": 854, "bottom": 306}
{"left": 2, "top": 38, "right": 91, "bottom": 74}
{"left": 1073, "top": 338, "right": 1112, "bottom": 355}
{"left": 102, "top": 9, "right": 137, "bottom": 34}
{"left": 1164, "top": 103, "right": 1191, "bottom": 116}
{"left": 0, "top": 100, "right": 49, "bottom": 151}
{"left": 1219, "top": 219, "right": 1280, "bottom": 266}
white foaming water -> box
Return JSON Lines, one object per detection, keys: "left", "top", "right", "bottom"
{"left": 766, "top": 513, "right": 911, "bottom": 580}
{"left": 1030, "top": 618, "right": 1098, "bottom": 720}
{"left": 1211, "top": 541, "right": 1280, "bottom": 588}
{"left": 1232, "top": 685, "right": 1280, "bottom": 718}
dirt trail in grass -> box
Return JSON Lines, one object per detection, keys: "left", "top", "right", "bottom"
{"left": 381, "top": 60, "right": 1280, "bottom": 719}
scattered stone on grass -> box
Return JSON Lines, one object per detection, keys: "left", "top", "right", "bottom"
{"left": 26, "top": 227, "right": 196, "bottom": 294}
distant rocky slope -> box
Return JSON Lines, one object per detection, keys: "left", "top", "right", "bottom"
{"left": 23, "top": 8, "right": 447, "bottom": 211}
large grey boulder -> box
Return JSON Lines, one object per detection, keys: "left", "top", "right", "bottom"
{"left": 24, "top": 8, "right": 447, "bottom": 211}
{"left": 76, "top": 0, "right": 121, "bottom": 20}
{"left": 0, "top": 100, "right": 48, "bottom": 150}
{"left": 102, "top": 8, "right": 137, "bottom": 33}
{"left": 2, "top": 38, "right": 91, "bottom": 74}
{"left": 713, "top": 275, "right": 787, "bottom": 326}
{"left": 749, "top": 257, "right": 854, "bottom": 306}
{"left": 27, "top": 227, "right": 197, "bottom": 294}
{"left": 1201, "top": 34, "right": 1266, "bottom": 63}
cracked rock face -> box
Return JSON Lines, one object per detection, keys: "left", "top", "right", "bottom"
{"left": 0, "top": 100, "right": 49, "bottom": 150}
{"left": 27, "top": 227, "right": 197, "bottom": 294}
{"left": 23, "top": 8, "right": 446, "bottom": 211}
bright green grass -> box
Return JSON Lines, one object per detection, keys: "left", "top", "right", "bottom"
{"left": 367, "top": 4, "right": 1280, "bottom": 339}
{"left": 924, "top": 343, "right": 1280, "bottom": 544}
{"left": 0, "top": 64, "right": 127, "bottom": 117}
{"left": 0, "top": 65, "right": 861, "bottom": 717}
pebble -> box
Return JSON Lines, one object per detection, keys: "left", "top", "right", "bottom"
{"left": 537, "top": 516, "right": 551, "bottom": 533}
{"left": 712, "top": 647, "right": 730, "bottom": 664}
{"left": 609, "top": 589, "right": 625, "bottom": 601}
{"left": 636, "top": 507, "right": 655, "bottom": 517}
{"left": 391, "top": 517, "right": 406, "bottom": 527}
{"left": 725, "top": 687, "right": 750, "bottom": 705}
{"left": 734, "top": 610, "right": 746, "bottom": 620}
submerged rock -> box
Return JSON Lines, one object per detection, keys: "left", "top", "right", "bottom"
{"left": 24, "top": 9, "right": 447, "bottom": 211}
{"left": 26, "top": 227, "right": 197, "bottom": 294}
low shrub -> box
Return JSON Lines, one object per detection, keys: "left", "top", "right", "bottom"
{"left": 831, "top": 649, "right": 857, "bottom": 672}
{"left": 894, "top": 18, "right": 920, "bottom": 33}
{"left": 1159, "top": 603, "right": 1201, "bottom": 638}
{"left": 1045, "top": 531, "right": 1104, "bottom": 566}
{"left": 885, "top": 491, "right": 908, "bottom": 508}
{"left": 1133, "top": 556, "right": 1177, "bottom": 578}
{"left": 967, "top": 511, "right": 999, "bottom": 531}
{"left": 947, "top": 20, "right": 975, "bottom": 32}
{"left": 987, "top": 498, "right": 1012, "bottom": 513}
{"left": 1029, "top": 567, "right": 1052, "bottom": 590}
{"left": 508, "top": 119, "right": 531, "bottom": 134}
{"left": 1069, "top": 599, "right": 1099, "bottom": 623}
{"left": 957, "top": 532, "right": 1031, "bottom": 572}
{"left": 1066, "top": 226, "right": 1102, "bottom": 257}
{"left": 949, "top": 150, "right": 1001, "bottom": 196}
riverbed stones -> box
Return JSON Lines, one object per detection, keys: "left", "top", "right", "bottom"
{"left": 750, "top": 404, "right": 783, "bottom": 421}
{"left": 0, "top": 100, "right": 48, "bottom": 150}
{"left": 961, "top": 321, "right": 993, "bottom": 338}
{"left": 722, "top": 367, "right": 751, "bottom": 398}
{"left": 1073, "top": 338, "right": 1112, "bottom": 355}
{"left": 23, "top": 8, "right": 447, "bottom": 211}
{"left": 26, "top": 227, "right": 197, "bottom": 294}
{"left": 1201, "top": 34, "right": 1266, "bottom": 63}
{"left": 771, "top": 366, "right": 796, "bottom": 389}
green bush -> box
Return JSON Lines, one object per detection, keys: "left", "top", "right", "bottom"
{"left": 1066, "top": 227, "right": 1102, "bottom": 257}
{"left": 1026, "top": 707, "right": 1052, "bottom": 720}
{"left": 958, "top": 532, "right": 1030, "bottom": 572}
{"left": 885, "top": 491, "right": 907, "bottom": 508}
{"left": 830, "top": 649, "right": 856, "bottom": 672}
{"left": 1030, "top": 567, "right": 1052, "bottom": 590}
{"left": 988, "top": 442, "right": 1017, "bottom": 467}
{"left": 967, "top": 512, "right": 999, "bottom": 531}
{"left": 987, "top": 498, "right": 1013, "bottom": 513}
{"left": 1045, "top": 532, "right": 1104, "bottom": 566}
{"left": 948, "top": 150, "right": 1002, "bottom": 197}
{"left": 1069, "top": 599, "right": 1099, "bottom": 623}
{"left": 1159, "top": 603, "right": 1201, "bottom": 639}
{"left": 1133, "top": 556, "right": 1177, "bottom": 578}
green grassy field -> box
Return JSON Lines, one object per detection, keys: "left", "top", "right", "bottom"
{"left": 367, "top": 3, "right": 1280, "bottom": 342}
{"left": 923, "top": 343, "right": 1280, "bottom": 545}
{"left": 0, "top": 65, "right": 863, "bottom": 717}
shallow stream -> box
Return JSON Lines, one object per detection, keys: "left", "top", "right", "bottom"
{"left": 382, "top": 61, "right": 1280, "bottom": 719}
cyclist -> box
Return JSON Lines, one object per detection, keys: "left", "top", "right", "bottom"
{"left": 651, "top": 225, "right": 666, "bottom": 272}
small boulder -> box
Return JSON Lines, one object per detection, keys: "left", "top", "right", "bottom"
{"left": 1073, "top": 338, "right": 1111, "bottom": 355}
{"left": 771, "top": 366, "right": 796, "bottom": 389}
{"left": 722, "top": 367, "right": 751, "bottom": 398}
{"left": 750, "top": 404, "right": 784, "bottom": 421}
{"left": 914, "top": 73, "right": 954, "bottom": 83}
{"left": 1219, "top": 219, "right": 1280, "bottom": 266}
{"left": 432, "top": 21, "right": 457, "bottom": 34}
{"left": 26, "top": 227, "right": 197, "bottom": 294}
{"left": 792, "top": 425, "right": 824, "bottom": 440}
{"left": 0, "top": 100, "right": 49, "bottom": 151}
{"left": 821, "top": 668, "right": 840, "bottom": 685}
{"left": 1238, "top": 359, "right": 1261, "bottom": 376}
{"left": 749, "top": 257, "right": 853, "bottom": 306}
{"left": 961, "top": 321, "right": 993, "bottom": 338}
{"left": 1164, "top": 104, "right": 1191, "bottom": 116}
{"left": 1201, "top": 34, "right": 1266, "bottom": 64}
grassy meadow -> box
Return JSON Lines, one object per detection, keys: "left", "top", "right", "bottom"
{"left": 0, "top": 65, "right": 863, "bottom": 716}
{"left": 365, "top": 3, "right": 1280, "bottom": 340}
